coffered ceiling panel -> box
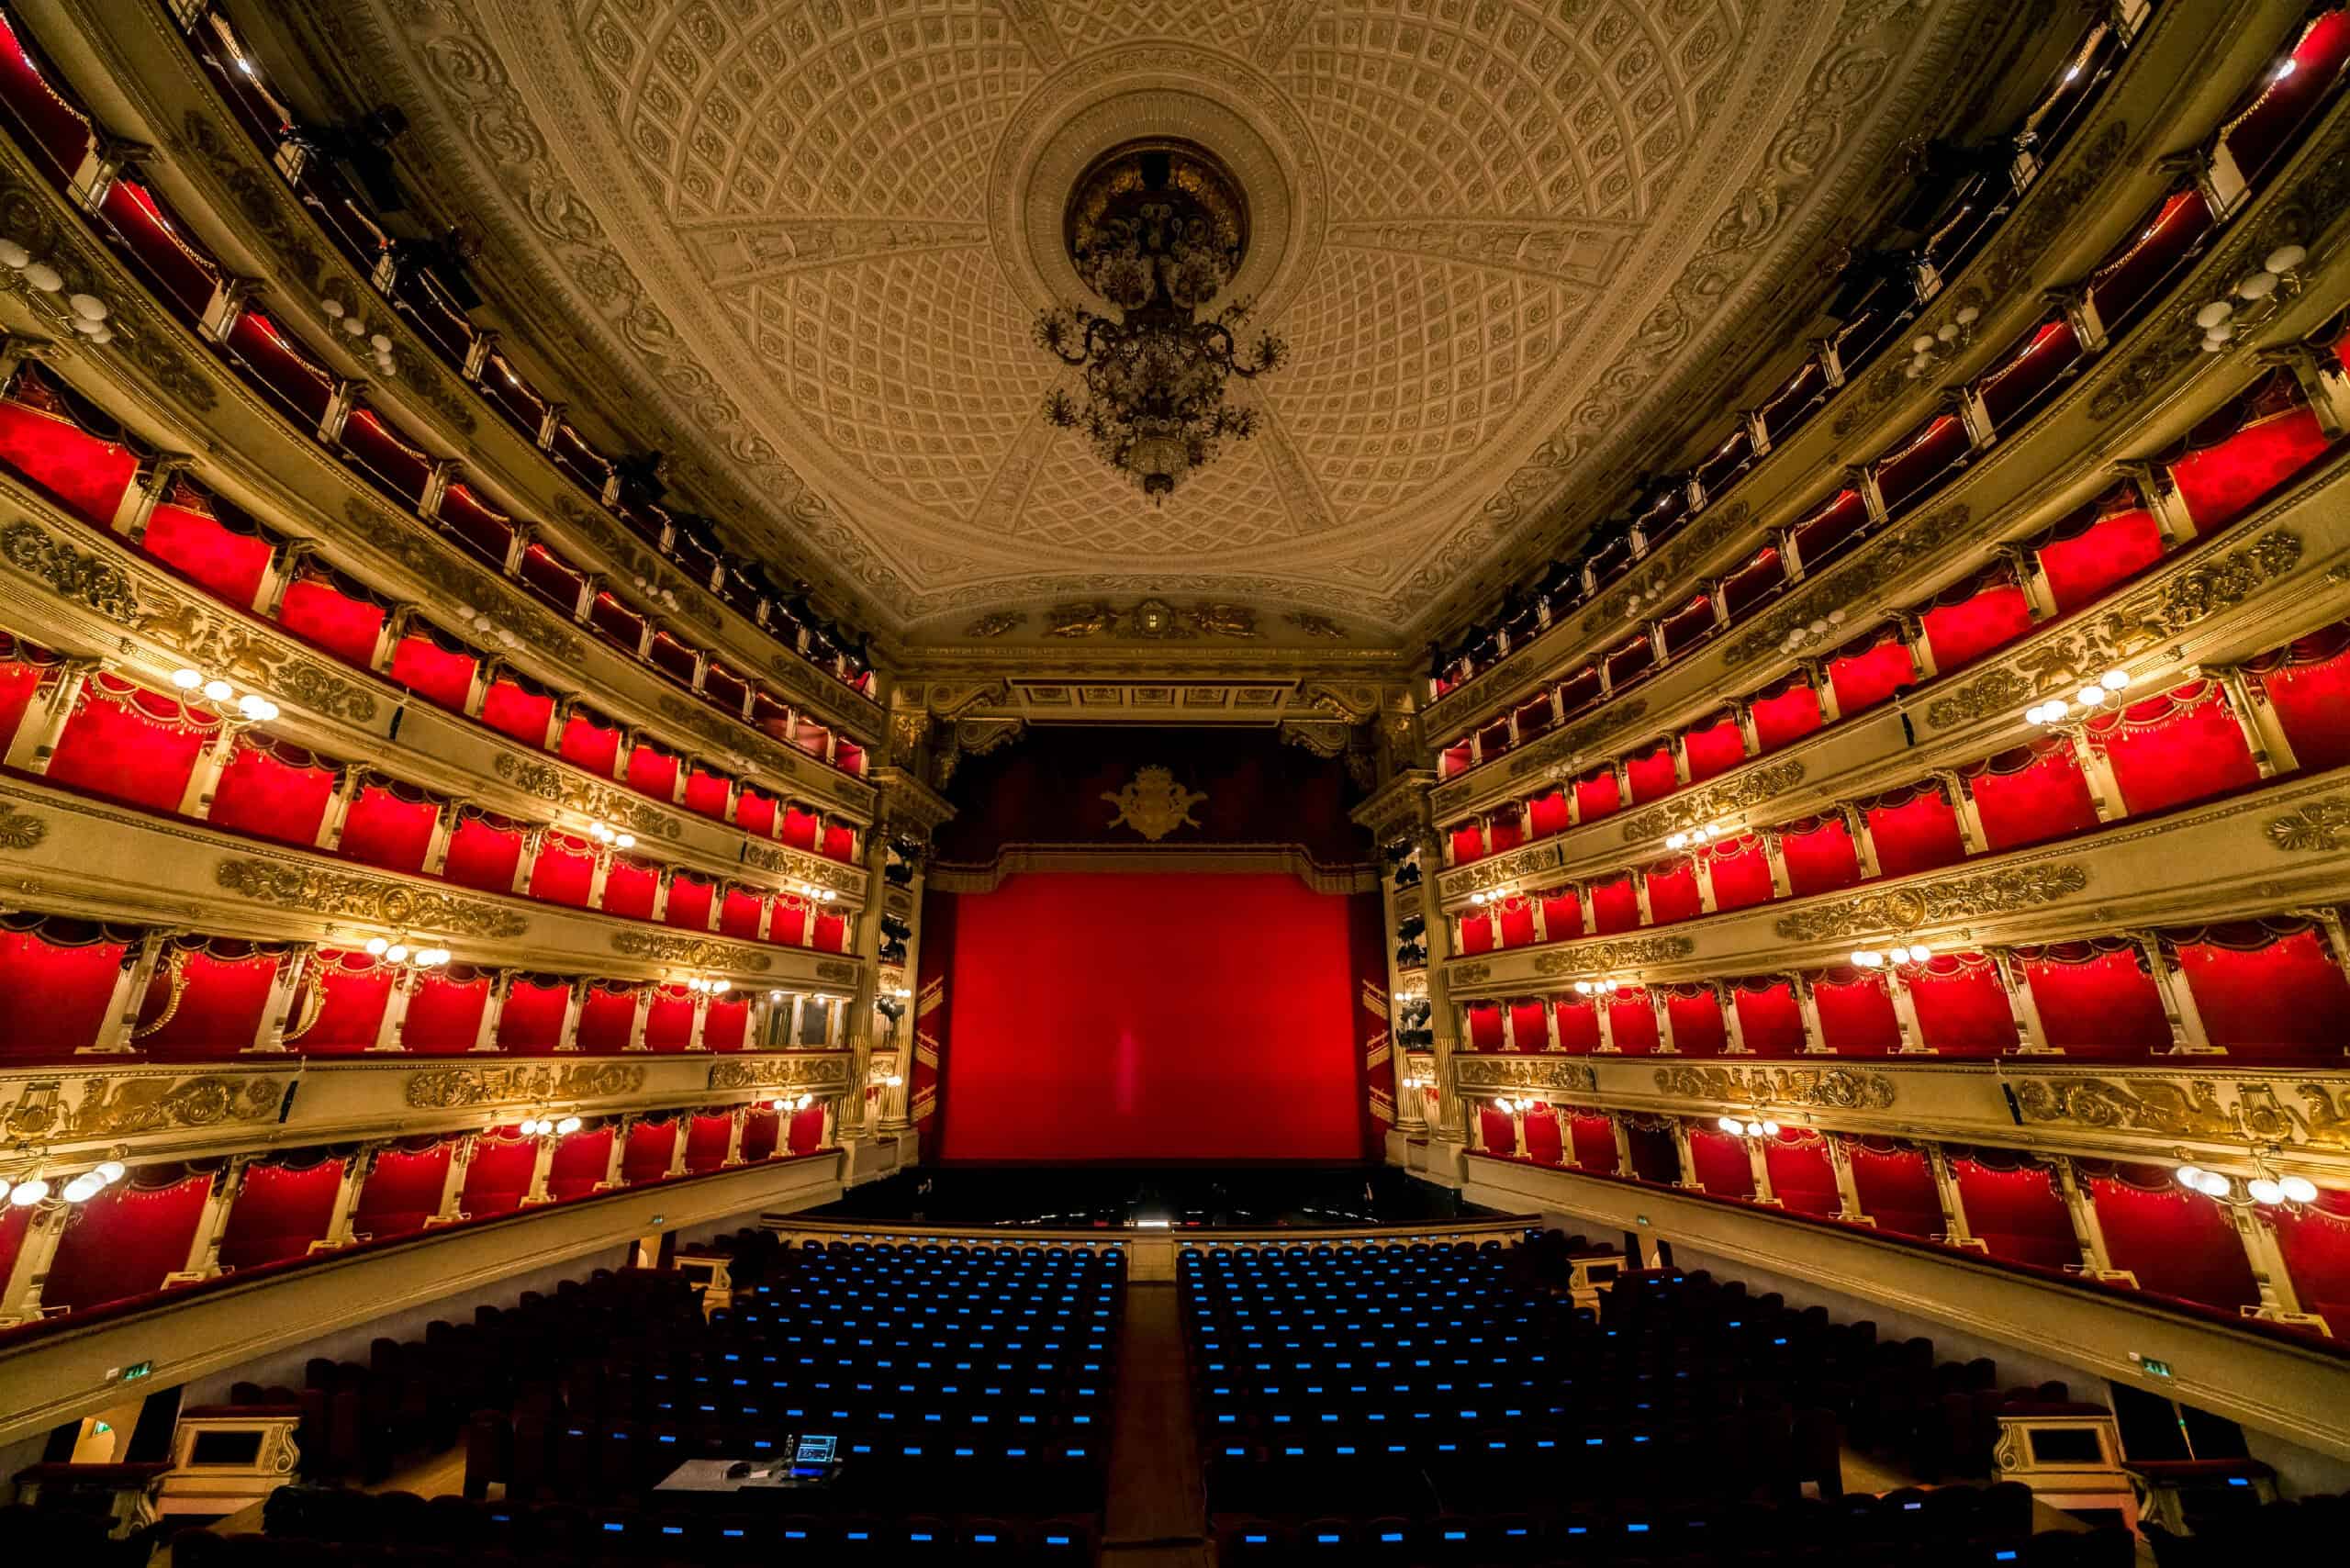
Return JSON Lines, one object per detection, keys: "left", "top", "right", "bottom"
{"left": 295, "top": 0, "right": 2003, "bottom": 645}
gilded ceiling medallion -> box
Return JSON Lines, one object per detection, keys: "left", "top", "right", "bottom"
{"left": 1102, "top": 766, "right": 1209, "bottom": 842}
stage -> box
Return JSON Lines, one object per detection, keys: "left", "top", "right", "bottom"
{"left": 794, "top": 1163, "right": 1500, "bottom": 1230}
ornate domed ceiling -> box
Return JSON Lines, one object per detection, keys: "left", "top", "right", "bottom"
{"left": 291, "top": 0, "right": 1999, "bottom": 648}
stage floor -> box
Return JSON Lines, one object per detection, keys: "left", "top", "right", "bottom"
{"left": 798, "top": 1163, "right": 1499, "bottom": 1230}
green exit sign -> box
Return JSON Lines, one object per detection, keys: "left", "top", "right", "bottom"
{"left": 2141, "top": 1358, "right": 2173, "bottom": 1379}
{"left": 119, "top": 1361, "right": 151, "bottom": 1383}
{"left": 650, "top": 1214, "right": 665, "bottom": 1227}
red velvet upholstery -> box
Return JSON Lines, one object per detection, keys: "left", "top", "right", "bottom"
{"left": 1750, "top": 678, "right": 1824, "bottom": 752}
{"left": 684, "top": 1113, "right": 734, "bottom": 1173}
{"left": 287, "top": 954, "right": 392, "bottom": 1053}
{"left": 1847, "top": 1140, "right": 1942, "bottom": 1238}
{"left": 2087, "top": 1169, "right": 2259, "bottom": 1310}
{"left": 276, "top": 575, "right": 386, "bottom": 668}
{"left": 352, "top": 1139, "right": 453, "bottom": 1238}
{"left": 218, "top": 1158, "right": 343, "bottom": 1271}
{"left": 1528, "top": 788, "right": 1571, "bottom": 837}
{"left": 703, "top": 996, "right": 749, "bottom": 1052}
{"left": 547, "top": 1127, "right": 613, "bottom": 1201}
{"left": 1683, "top": 714, "right": 1746, "bottom": 782}
{"left": 1539, "top": 888, "right": 1583, "bottom": 939}
{"left": 1810, "top": 968, "right": 1901, "bottom": 1055}
{"left": 574, "top": 985, "right": 641, "bottom": 1053}
{"left": 527, "top": 833, "right": 598, "bottom": 907}
{"left": 720, "top": 888, "right": 766, "bottom": 941}
{"left": 1730, "top": 980, "right": 1806, "bottom": 1056}
{"left": 1663, "top": 987, "right": 1727, "bottom": 1056}
{"left": 461, "top": 1136, "right": 535, "bottom": 1216}
{"left": 1778, "top": 816, "right": 1861, "bottom": 897}
{"left": 1688, "top": 1129, "right": 1755, "bottom": 1200}
{"left": 1967, "top": 741, "right": 2100, "bottom": 851}
{"left": 1591, "top": 876, "right": 1641, "bottom": 935}
{"left": 41, "top": 1169, "right": 213, "bottom": 1312}
{"left": 2273, "top": 1192, "right": 2350, "bottom": 1339}
{"left": 1479, "top": 1104, "right": 1519, "bottom": 1156}
{"left": 664, "top": 873, "right": 716, "bottom": 932}
{"left": 402, "top": 970, "right": 491, "bottom": 1054}
{"left": 207, "top": 741, "right": 335, "bottom": 846}
{"left": 1705, "top": 837, "right": 1774, "bottom": 912}
{"left": 0, "top": 389, "right": 137, "bottom": 526}
{"left": 2172, "top": 923, "right": 2350, "bottom": 1059}
{"left": 479, "top": 677, "right": 554, "bottom": 747}
{"left": 139, "top": 944, "right": 280, "bottom": 1058}
{"left": 1645, "top": 861, "right": 1703, "bottom": 925}
{"left": 2089, "top": 682, "right": 2260, "bottom": 816}
{"left": 1953, "top": 1156, "right": 2077, "bottom": 1270}
{"left": 1826, "top": 629, "right": 1916, "bottom": 715}
{"left": 1568, "top": 1113, "right": 1620, "bottom": 1173}
{"left": 559, "top": 710, "right": 624, "bottom": 778}
{"left": 387, "top": 632, "right": 478, "bottom": 712}
{"left": 2167, "top": 398, "right": 2333, "bottom": 532}
{"left": 495, "top": 978, "right": 570, "bottom": 1054}
{"left": 599, "top": 857, "right": 659, "bottom": 921}
{"left": 142, "top": 499, "right": 272, "bottom": 607}
{"left": 2018, "top": 942, "right": 2170, "bottom": 1057}
{"left": 1573, "top": 767, "right": 1621, "bottom": 822}
{"left": 1765, "top": 1135, "right": 1841, "bottom": 1216}
{"left": 1904, "top": 954, "right": 2016, "bottom": 1056}
{"left": 622, "top": 1118, "right": 679, "bottom": 1183}
{"left": 2037, "top": 503, "right": 2165, "bottom": 613}
{"left": 1863, "top": 783, "right": 1966, "bottom": 879}
{"left": 735, "top": 788, "right": 778, "bottom": 838}
{"left": 1551, "top": 997, "right": 1601, "bottom": 1054}
{"left": 643, "top": 990, "right": 696, "bottom": 1051}
{"left": 1920, "top": 574, "right": 2033, "bottom": 674}
{"left": 1625, "top": 745, "right": 1677, "bottom": 804}
{"left": 1466, "top": 1002, "right": 1503, "bottom": 1051}
{"left": 1495, "top": 898, "right": 1536, "bottom": 949}
{"left": 2255, "top": 622, "right": 2350, "bottom": 771}
{"left": 739, "top": 1108, "right": 781, "bottom": 1164}
{"left": 45, "top": 678, "right": 209, "bottom": 812}
{"left": 1457, "top": 914, "right": 1494, "bottom": 956}
{"left": 1606, "top": 991, "right": 1661, "bottom": 1055}
{"left": 1521, "top": 1104, "right": 1564, "bottom": 1166}
{"left": 337, "top": 783, "right": 438, "bottom": 875}
{"left": 626, "top": 743, "right": 683, "bottom": 802}
{"left": 442, "top": 815, "right": 525, "bottom": 893}
{"left": 0, "top": 917, "right": 126, "bottom": 1058}
{"left": 0, "top": 10, "right": 94, "bottom": 177}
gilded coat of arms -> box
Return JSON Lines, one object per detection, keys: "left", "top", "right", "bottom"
{"left": 1102, "top": 765, "right": 1208, "bottom": 841}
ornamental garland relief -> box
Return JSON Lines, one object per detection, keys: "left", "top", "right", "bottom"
{"left": 216, "top": 858, "right": 532, "bottom": 938}
{"left": 404, "top": 1062, "right": 647, "bottom": 1111}
{"left": 1529, "top": 936, "right": 1698, "bottom": 976}
{"left": 2, "top": 1073, "right": 284, "bottom": 1142}
{"left": 1102, "top": 766, "right": 1208, "bottom": 842}
{"left": 609, "top": 931, "right": 772, "bottom": 971}
{"left": 709, "top": 1056, "right": 853, "bottom": 1092}
{"left": 2012, "top": 1074, "right": 2350, "bottom": 1151}
{"left": 1652, "top": 1064, "right": 1895, "bottom": 1112}
{"left": 1453, "top": 1057, "right": 1599, "bottom": 1093}
{"left": 1617, "top": 760, "right": 1807, "bottom": 844}
{"left": 1770, "top": 863, "right": 2087, "bottom": 944}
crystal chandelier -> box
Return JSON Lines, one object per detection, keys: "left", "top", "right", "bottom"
{"left": 1035, "top": 142, "right": 1284, "bottom": 502}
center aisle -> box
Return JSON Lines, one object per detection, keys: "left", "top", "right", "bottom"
{"left": 1101, "top": 1281, "right": 1210, "bottom": 1565}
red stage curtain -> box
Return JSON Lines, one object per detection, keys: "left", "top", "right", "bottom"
{"left": 789, "top": 1103, "right": 829, "bottom": 1154}
{"left": 2020, "top": 942, "right": 2169, "bottom": 1057}
{"left": 479, "top": 677, "right": 554, "bottom": 748}
{"left": 1466, "top": 1002, "right": 1503, "bottom": 1051}
{"left": 462, "top": 1136, "right": 536, "bottom": 1216}
{"left": 0, "top": 388, "right": 138, "bottom": 525}
{"left": 140, "top": 944, "right": 280, "bottom": 1058}
{"left": 1573, "top": 768, "right": 1621, "bottom": 822}
{"left": 1627, "top": 1124, "right": 1680, "bottom": 1184}
{"left": 387, "top": 631, "right": 479, "bottom": 712}
{"left": 1953, "top": 1156, "right": 2077, "bottom": 1270}
{"left": 41, "top": 1169, "right": 214, "bottom": 1313}
{"left": 1905, "top": 953, "right": 2015, "bottom": 1056}
{"left": 1568, "top": 1113, "right": 1620, "bottom": 1173}
{"left": 1683, "top": 715, "right": 1746, "bottom": 782}
{"left": 600, "top": 857, "right": 659, "bottom": 921}
{"left": 2168, "top": 396, "right": 2333, "bottom": 532}
{"left": 495, "top": 977, "right": 570, "bottom": 1054}
{"left": 1591, "top": 876, "right": 1641, "bottom": 935}
{"left": 643, "top": 990, "right": 696, "bottom": 1051}
{"left": 781, "top": 804, "right": 819, "bottom": 851}
{"left": 2087, "top": 1168, "right": 2259, "bottom": 1309}
{"left": 559, "top": 709, "right": 624, "bottom": 778}
{"left": 1522, "top": 1104, "right": 1563, "bottom": 1166}
{"left": 814, "top": 912, "right": 848, "bottom": 952}
{"left": 1479, "top": 1104, "right": 1519, "bottom": 1156}
{"left": 1495, "top": 899, "right": 1536, "bottom": 948}
{"left": 1551, "top": 997, "right": 1602, "bottom": 1054}
{"left": 1689, "top": 1128, "right": 1755, "bottom": 1199}
{"left": 622, "top": 1118, "right": 679, "bottom": 1183}
{"left": 735, "top": 788, "right": 778, "bottom": 838}
{"left": 403, "top": 970, "right": 491, "bottom": 1054}
{"left": 287, "top": 953, "right": 391, "bottom": 1053}
{"left": 2274, "top": 1191, "right": 2350, "bottom": 1340}
{"left": 1810, "top": 968, "right": 1900, "bottom": 1055}
{"left": 547, "top": 1127, "right": 613, "bottom": 1202}
{"left": 208, "top": 741, "right": 335, "bottom": 846}
{"left": 1505, "top": 999, "right": 1549, "bottom": 1051}
{"left": 1863, "top": 783, "right": 1966, "bottom": 879}
{"left": 1457, "top": 914, "right": 1494, "bottom": 956}
{"left": 275, "top": 576, "right": 386, "bottom": 669}
{"left": 1539, "top": 887, "right": 1582, "bottom": 937}
{"left": 218, "top": 1157, "right": 343, "bottom": 1271}
{"left": 1750, "top": 678, "right": 1824, "bottom": 752}
{"left": 0, "top": 916, "right": 129, "bottom": 1058}
{"left": 627, "top": 743, "right": 682, "bottom": 802}
{"left": 1766, "top": 1134, "right": 1841, "bottom": 1216}
{"left": 2089, "top": 683, "right": 2259, "bottom": 816}
{"left": 1625, "top": 744, "right": 1677, "bottom": 804}
{"left": 664, "top": 873, "right": 716, "bottom": 931}
{"left": 1664, "top": 988, "right": 1727, "bottom": 1056}
{"left": 1731, "top": 980, "right": 1806, "bottom": 1056}
{"left": 1778, "top": 816, "right": 1861, "bottom": 897}
{"left": 2254, "top": 622, "right": 2350, "bottom": 771}
{"left": 739, "top": 1109, "right": 780, "bottom": 1163}
{"left": 1921, "top": 574, "right": 2032, "bottom": 674}
{"left": 1827, "top": 629, "right": 1916, "bottom": 716}
{"left": 1528, "top": 788, "right": 1571, "bottom": 837}
{"left": 1645, "top": 862, "right": 1702, "bottom": 926}
{"left": 337, "top": 782, "right": 439, "bottom": 874}
{"left": 442, "top": 814, "right": 525, "bottom": 893}
{"left": 938, "top": 873, "right": 1366, "bottom": 1161}
{"left": 1607, "top": 991, "right": 1662, "bottom": 1055}
{"left": 1848, "top": 1141, "right": 1942, "bottom": 1238}
{"left": 142, "top": 499, "right": 273, "bottom": 607}
{"left": 527, "top": 833, "right": 598, "bottom": 907}
{"left": 2038, "top": 504, "right": 2165, "bottom": 613}
{"left": 720, "top": 887, "right": 765, "bottom": 941}
{"left": 684, "top": 1113, "right": 734, "bottom": 1173}
{"left": 1705, "top": 837, "right": 1774, "bottom": 912}
{"left": 1967, "top": 741, "right": 2099, "bottom": 851}
{"left": 45, "top": 677, "right": 211, "bottom": 812}
{"left": 1449, "top": 824, "right": 1486, "bottom": 864}
{"left": 575, "top": 985, "right": 640, "bottom": 1053}
{"left": 704, "top": 996, "right": 749, "bottom": 1051}
{"left": 352, "top": 1139, "right": 453, "bottom": 1238}
{"left": 2173, "top": 923, "right": 2350, "bottom": 1059}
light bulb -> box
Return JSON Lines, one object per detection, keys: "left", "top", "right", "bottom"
{"left": 1743, "top": 1121, "right": 1764, "bottom": 1137}
{"left": 0, "top": 239, "right": 26, "bottom": 267}
{"left": 238, "top": 693, "right": 271, "bottom": 719}
{"left": 614, "top": 834, "right": 634, "bottom": 850}
{"left": 1575, "top": 981, "right": 1593, "bottom": 994}
{"left": 94, "top": 1161, "right": 124, "bottom": 1184}
{"left": 2076, "top": 686, "right": 2106, "bottom": 705}
{"left": 364, "top": 937, "right": 390, "bottom": 957}
{"left": 2042, "top": 699, "right": 2068, "bottom": 722}
{"left": 172, "top": 667, "right": 204, "bottom": 689}
{"left": 2235, "top": 270, "right": 2279, "bottom": 302}
{"left": 770, "top": 1099, "right": 789, "bottom": 1111}
{"left": 768, "top": 990, "right": 784, "bottom": 1002}
{"left": 2246, "top": 1179, "right": 2285, "bottom": 1206}
{"left": 1666, "top": 833, "right": 1686, "bottom": 850}
{"left": 2274, "top": 57, "right": 2297, "bottom": 81}
{"left": 1910, "top": 334, "right": 1935, "bottom": 354}
{"left": 1761, "top": 1121, "right": 1780, "bottom": 1136}
{"left": 22, "top": 261, "right": 62, "bottom": 291}
{"left": 1604, "top": 979, "right": 1620, "bottom": 992}
{"left": 519, "top": 1118, "right": 542, "bottom": 1137}
{"left": 11, "top": 1178, "right": 50, "bottom": 1206}
{"left": 713, "top": 980, "right": 731, "bottom": 994}
{"left": 2265, "top": 244, "right": 2307, "bottom": 274}
{"left": 2177, "top": 1166, "right": 2207, "bottom": 1191}
{"left": 62, "top": 1174, "right": 103, "bottom": 1204}
{"left": 556, "top": 1115, "right": 582, "bottom": 1136}
{"left": 1718, "top": 1116, "right": 1741, "bottom": 1134}
{"left": 2279, "top": 1176, "right": 2318, "bottom": 1204}
{"left": 202, "top": 678, "right": 234, "bottom": 702}
{"left": 2199, "top": 1170, "right": 2232, "bottom": 1198}
{"left": 385, "top": 945, "right": 409, "bottom": 964}
{"left": 68, "top": 292, "right": 106, "bottom": 321}
{"left": 2195, "top": 300, "right": 2234, "bottom": 329}
{"left": 1907, "top": 945, "right": 1932, "bottom": 964}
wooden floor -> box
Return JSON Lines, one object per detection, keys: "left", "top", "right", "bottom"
{"left": 1100, "top": 1282, "right": 1210, "bottom": 1566}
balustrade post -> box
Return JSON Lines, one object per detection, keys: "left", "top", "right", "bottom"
{"left": 2216, "top": 665, "right": 2297, "bottom": 778}
{"left": 555, "top": 978, "right": 588, "bottom": 1052}
{"left": 249, "top": 943, "right": 315, "bottom": 1053}
{"left": 1791, "top": 971, "right": 1829, "bottom": 1055}
{"left": 0, "top": 1204, "right": 73, "bottom": 1326}
{"left": 2130, "top": 929, "right": 2216, "bottom": 1054}
{"left": 473, "top": 971, "right": 509, "bottom": 1053}
{"left": 164, "top": 1155, "right": 248, "bottom": 1284}
{"left": 521, "top": 1131, "right": 556, "bottom": 1206}
{"left": 315, "top": 1145, "right": 379, "bottom": 1250}
{"left": 1926, "top": 1145, "right": 1983, "bottom": 1249}
{"left": 431, "top": 1137, "right": 475, "bottom": 1223}
{"left": 1609, "top": 1114, "right": 1634, "bottom": 1177}
{"left": 1825, "top": 1135, "right": 1870, "bottom": 1224}
{"left": 598, "top": 1118, "right": 632, "bottom": 1192}
{"left": 1840, "top": 801, "right": 1882, "bottom": 879}
{"left": 1760, "top": 830, "right": 1794, "bottom": 900}
{"left": 4, "top": 656, "right": 98, "bottom": 774}
{"left": 2232, "top": 1206, "right": 2324, "bottom": 1328}
{"left": 1988, "top": 947, "right": 2056, "bottom": 1054}
{"left": 89, "top": 926, "right": 175, "bottom": 1054}
{"left": 1669, "top": 1118, "right": 1701, "bottom": 1191}
{"left": 420, "top": 801, "right": 458, "bottom": 878}
{"left": 2053, "top": 1156, "right": 2120, "bottom": 1277}
{"left": 1885, "top": 964, "right": 1929, "bottom": 1055}
{"left": 1716, "top": 981, "right": 1751, "bottom": 1055}
{"left": 625, "top": 986, "right": 652, "bottom": 1051}
{"left": 110, "top": 454, "right": 195, "bottom": 543}
{"left": 1747, "top": 1137, "right": 1781, "bottom": 1207}
{"left": 369, "top": 966, "right": 419, "bottom": 1052}
{"left": 176, "top": 722, "right": 240, "bottom": 821}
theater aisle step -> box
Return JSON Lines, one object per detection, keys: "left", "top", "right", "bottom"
{"left": 1100, "top": 1281, "right": 1208, "bottom": 1566}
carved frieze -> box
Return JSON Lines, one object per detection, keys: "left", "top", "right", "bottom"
{"left": 1443, "top": 839, "right": 1563, "bottom": 895}
{"left": 1652, "top": 1064, "right": 1896, "bottom": 1112}
{"left": 1453, "top": 1057, "right": 1599, "bottom": 1093}
{"left": 1722, "top": 506, "right": 1968, "bottom": 669}
{"left": 609, "top": 931, "right": 772, "bottom": 970}
{"left": 1925, "top": 531, "right": 2303, "bottom": 729}
{"left": 1618, "top": 760, "right": 1806, "bottom": 844}
{"left": 216, "top": 858, "right": 532, "bottom": 937}
{"left": 2014, "top": 1074, "right": 2350, "bottom": 1152}
{"left": 740, "top": 841, "right": 866, "bottom": 893}
{"left": 2264, "top": 795, "right": 2350, "bottom": 854}
{"left": 350, "top": 499, "right": 586, "bottom": 666}
{"left": 3, "top": 1073, "right": 283, "bottom": 1141}
{"left": 0, "top": 803, "right": 48, "bottom": 849}
{"left": 814, "top": 960, "right": 861, "bottom": 985}
{"left": 492, "top": 754, "right": 681, "bottom": 839}
{"left": 708, "top": 1055, "right": 854, "bottom": 1091}
{"left": 1771, "top": 863, "right": 2087, "bottom": 943}
{"left": 1451, "top": 962, "right": 1494, "bottom": 985}
{"left": 404, "top": 1062, "right": 647, "bottom": 1110}
{"left": 1501, "top": 701, "right": 1650, "bottom": 785}
{"left": 1529, "top": 936, "right": 1696, "bottom": 976}
{"left": 2, "top": 518, "right": 141, "bottom": 619}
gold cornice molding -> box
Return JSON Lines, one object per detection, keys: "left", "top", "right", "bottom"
{"left": 1768, "top": 863, "right": 2089, "bottom": 945}
{"left": 1651, "top": 1063, "right": 1897, "bottom": 1113}
{"left": 402, "top": 1061, "right": 647, "bottom": 1111}
{"left": 708, "top": 1056, "right": 855, "bottom": 1092}
{"left": 608, "top": 931, "right": 773, "bottom": 972}
{"left": 926, "top": 844, "right": 1377, "bottom": 896}
{"left": 1452, "top": 1056, "right": 1599, "bottom": 1094}
{"left": 2, "top": 1071, "right": 285, "bottom": 1144}
{"left": 216, "top": 857, "right": 532, "bottom": 939}
{"left": 1528, "top": 936, "right": 1698, "bottom": 978}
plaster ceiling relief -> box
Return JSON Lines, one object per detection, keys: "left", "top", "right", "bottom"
{"left": 304, "top": 0, "right": 2001, "bottom": 644}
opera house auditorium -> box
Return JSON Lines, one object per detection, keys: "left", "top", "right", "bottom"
{"left": 3, "top": 2, "right": 2350, "bottom": 1562}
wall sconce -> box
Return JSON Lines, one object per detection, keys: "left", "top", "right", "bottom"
{"left": 171, "top": 666, "right": 280, "bottom": 724}
{"left": 768, "top": 1093, "right": 815, "bottom": 1113}
{"left": 586, "top": 821, "right": 637, "bottom": 851}
{"left": 517, "top": 1114, "right": 582, "bottom": 1137}
{"left": 364, "top": 935, "right": 451, "bottom": 967}
{"left": 1572, "top": 978, "right": 1629, "bottom": 995}
{"left": 1902, "top": 304, "right": 1981, "bottom": 379}
{"left": 3, "top": 1159, "right": 124, "bottom": 1209}
{"left": 2025, "top": 668, "right": 2130, "bottom": 729}
{"left": 1716, "top": 1115, "right": 1782, "bottom": 1139}
{"left": 684, "top": 977, "right": 733, "bottom": 994}
{"left": 2194, "top": 244, "right": 2305, "bottom": 353}
{"left": 2177, "top": 1160, "right": 2321, "bottom": 1211}
{"left": 1664, "top": 823, "right": 1729, "bottom": 852}
{"left": 1850, "top": 944, "right": 1933, "bottom": 969}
